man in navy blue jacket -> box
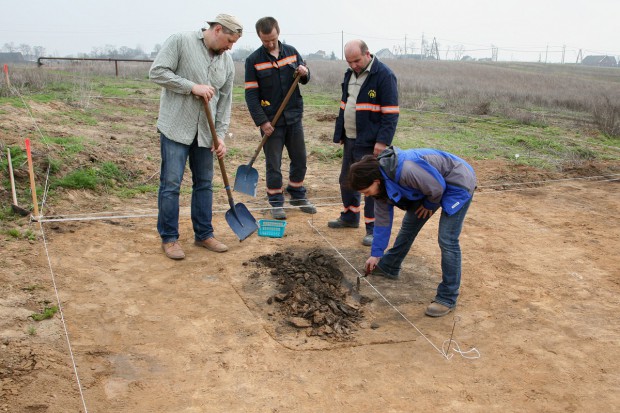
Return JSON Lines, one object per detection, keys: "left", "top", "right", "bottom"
{"left": 347, "top": 147, "right": 476, "bottom": 317}
{"left": 329, "top": 39, "right": 399, "bottom": 246}
{"left": 245, "top": 16, "right": 316, "bottom": 220}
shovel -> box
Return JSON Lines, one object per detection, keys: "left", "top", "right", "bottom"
{"left": 6, "top": 148, "right": 30, "bottom": 216}
{"left": 203, "top": 100, "right": 257, "bottom": 241}
{"left": 234, "top": 74, "right": 302, "bottom": 197}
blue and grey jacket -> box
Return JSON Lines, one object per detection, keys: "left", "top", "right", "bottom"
{"left": 372, "top": 147, "right": 477, "bottom": 257}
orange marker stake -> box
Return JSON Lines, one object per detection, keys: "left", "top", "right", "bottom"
{"left": 25, "top": 139, "right": 39, "bottom": 218}
{"left": 3, "top": 64, "right": 10, "bottom": 88}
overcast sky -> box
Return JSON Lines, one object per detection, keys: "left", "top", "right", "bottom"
{"left": 2, "top": 0, "right": 619, "bottom": 63}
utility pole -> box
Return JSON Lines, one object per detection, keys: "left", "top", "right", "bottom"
{"left": 561, "top": 45, "right": 566, "bottom": 64}
{"left": 430, "top": 37, "right": 440, "bottom": 60}
{"left": 576, "top": 48, "right": 582, "bottom": 64}
{"left": 404, "top": 34, "right": 407, "bottom": 56}
{"left": 545, "top": 45, "right": 548, "bottom": 64}
{"left": 341, "top": 30, "right": 344, "bottom": 60}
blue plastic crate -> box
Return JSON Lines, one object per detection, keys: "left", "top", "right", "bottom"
{"left": 257, "top": 219, "right": 287, "bottom": 238}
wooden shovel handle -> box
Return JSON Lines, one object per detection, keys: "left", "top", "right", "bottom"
{"left": 248, "top": 74, "right": 302, "bottom": 166}
{"left": 203, "top": 100, "right": 233, "bottom": 197}
{"left": 7, "top": 149, "right": 18, "bottom": 205}
{"left": 25, "top": 139, "right": 39, "bottom": 217}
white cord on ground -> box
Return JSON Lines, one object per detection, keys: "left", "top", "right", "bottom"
{"left": 307, "top": 220, "right": 480, "bottom": 360}
{"left": 36, "top": 222, "right": 89, "bottom": 413}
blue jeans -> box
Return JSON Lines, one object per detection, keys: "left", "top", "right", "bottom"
{"left": 378, "top": 197, "right": 472, "bottom": 307}
{"left": 157, "top": 133, "right": 215, "bottom": 243}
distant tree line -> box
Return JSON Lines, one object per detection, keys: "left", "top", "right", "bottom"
{"left": 2, "top": 42, "right": 47, "bottom": 60}
{"left": 2, "top": 42, "right": 338, "bottom": 62}
{"left": 1, "top": 42, "right": 159, "bottom": 60}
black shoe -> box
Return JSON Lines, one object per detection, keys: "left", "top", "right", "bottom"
{"left": 270, "top": 207, "right": 287, "bottom": 220}
{"left": 371, "top": 265, "right": 399, "bottom": 280}
{"left": 290, "top": 198, "right": 317, "bottom": 214}
{"left": 327, "top": 217, "right": 359, "bottom": 229}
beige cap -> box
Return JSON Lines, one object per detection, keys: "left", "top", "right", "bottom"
{"left": 207, "top": 14, "right": 243, "bottom": 35}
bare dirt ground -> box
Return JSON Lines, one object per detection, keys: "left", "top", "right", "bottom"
{"left": 1, "top": 97, "right": 619, "bottom": 412}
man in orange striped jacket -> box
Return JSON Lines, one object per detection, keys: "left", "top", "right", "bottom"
{"left": 245, "top": 16, "right": 316, "bottom": 220}
{"left": 329, "top": 39, "right": 400, "bottom": 246}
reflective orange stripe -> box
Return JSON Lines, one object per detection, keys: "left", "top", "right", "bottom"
{"left": 340, "top": 101, "right": 346, "bottom": 110}
{"left": 345, "top": 205, "right": 361, "bottom": 213}
{"left": 266, "top": 188, "right": 283, "bottom": 195}
{"left": 364, "top": 217, "right": 375, "bottom": 224}
{"left": 356, "top": 103, "right": 381, "bottom": 112}
{"left": 255, "top": 62, "right": 274, "bottom": 71}
{"left": 288, "top": 180, "right": 304, "bottom": 188}
{"left": 381, "top": 105, "right": 400, "bottom": 114}
{"left": 245, "top": 81, "right": 259, "bottom": 89}
{"left": 254, "top": 54, "right": 298, "bottom": 71}
{"left": 276, "top": 55, "right": 297, "bottom": 67}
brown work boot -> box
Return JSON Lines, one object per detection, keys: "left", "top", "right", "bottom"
{"left": 162, "top": 241, "right": 185, "bottom": 260}
{"left": 194, "top": 237, "right": 228, "bottom": 253}
{"left": 425, "top": 301, "right": 454, "bottom": 317}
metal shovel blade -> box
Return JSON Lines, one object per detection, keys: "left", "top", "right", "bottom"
{"left": 233, "top": 164, "right": 259, "bottom": 197}
{"left": 225, "top": 202, "right": 258, "bottom": 241}
{"left": 11, "top": 204, "right": 31, "bottom": 216}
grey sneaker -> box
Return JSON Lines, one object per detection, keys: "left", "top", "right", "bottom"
{"left": 362, "top": 234, "right": 373, "bottom": 246}
{"left": 271, "top": 207, "right": 287, "bottom": 220}
{"left": 290, "top": 198, "right": 317, "bottom": 214}
{"left": 425, "top": 302, "right": 454, "bottom": 317}
{"left": 327, "top": 218, "right": 359, "bottom": 229}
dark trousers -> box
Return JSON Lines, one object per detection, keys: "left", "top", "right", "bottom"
{"left": 338, "top": 137, "right": 374, "bottom": 233}
{"left": 263, "top": 121, "right": 308, "bottom": 206}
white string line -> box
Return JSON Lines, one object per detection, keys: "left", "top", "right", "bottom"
{"left": 35, "top": 201, "right": 344, "bottom": 223}
{"left": 35, "top": 221, "right": 90, "bottom": 413}
{"left": 30, "top": 151, "right": 91, "bottom": 409}
{"left": 34, "top": 175, "right": 616, "bottom": 223}
{"left": 478, "top": 173, "right": 620, "bottom": 188}
{"left": 5, "top": 68, "right": 90, "bottom": 411}
{"left": 478, "top": 177, "right": 619, "bottom": 194}
{"left": 87, "top": 95, "right": 159, "bottom": 101}
{"left": 306, "top": 219, "right": 480, "bottom": 360}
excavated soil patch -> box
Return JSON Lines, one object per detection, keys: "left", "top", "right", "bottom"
{"left": 246, "top": 249, "right": 372, "bottom": 342}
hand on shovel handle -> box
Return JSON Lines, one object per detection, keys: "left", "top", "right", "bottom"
{"left": 252, "top": 74, "right": 301, "bottom": 164}
{"left": 234, "top": 73, "right": 302, "bottom": 197}
{"left": 203, "top": 99, "right": 258, "bottom": 241}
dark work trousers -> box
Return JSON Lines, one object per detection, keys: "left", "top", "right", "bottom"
{"left": 338, "top": 137, "right": 375, "bottom": 234}
{"left": 262, "top": 120, "right": 308, "bottom": 207}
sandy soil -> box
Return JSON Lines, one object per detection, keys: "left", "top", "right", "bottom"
{"left": 1, "top": 99, "right": 619, "bottom": 412}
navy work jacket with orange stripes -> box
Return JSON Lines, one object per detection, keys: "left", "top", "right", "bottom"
{"left": 244, "top": 42, "right": 309, "bottom": 128}
{"left": 333, "top": 56, "right": 399, "bottom": 149}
